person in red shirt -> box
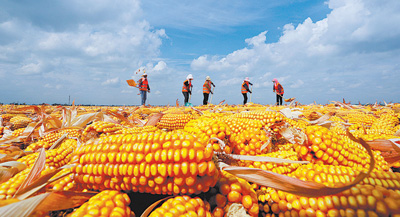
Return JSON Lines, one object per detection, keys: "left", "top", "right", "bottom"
{"left": 138, "top": 73, "right": 150, "bottom": 106}
{"left": 202, "top": 76, "right": 215, "bottom": 105}
{"left": 182, "top": 74, "right": 194, "bottom": 104}
{"left": 272, "top": 78, "right": 284, "bottom": 105}
{"left": 241, "top": 77, "right": 253, "bottom": 105}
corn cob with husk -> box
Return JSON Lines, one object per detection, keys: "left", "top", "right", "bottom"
{"left": 9, "top": 115, "right": 31, "bottom": 130}
{"left": 295, "top": 125, "right": 382, "bottom": 170}
{"left": 0, "top": 166, "right": 56, "bottom": 200}
{"left": 149, "top": 195, "right": 212, "bottom": 217}
{"left": 81, "top": 121, "right": 124, "bottom": 142}
{"left": 18, "top": 139, "right": 77, "bottom": 168}
{"left": 69, "top": 190, "right": 133, "bottom": 217}
{"left": 184, "top": 117, "right": 232, "bottom": 153}
{"left": 156, "top": 113, "right": 194, "bottom": 130}
{"left": 25, "top": 128, "right": 81, "bottom": 151}
{"left": 72, "top": 130, "right": 219, "bottom": 195}
{"left": 208, "top": 170, "right": 259, "bottom": 217}
{"left": 258, "top": 184, "right": 400, "bottom": 217}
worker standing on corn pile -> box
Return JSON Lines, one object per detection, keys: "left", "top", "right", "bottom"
{"left": 272, "top": 78, "right": 284, "bottom": 105}
{"left": 138, "top": 73, "right": 150, "bottom": 106}
{"left": 241, "top": 77, "right": 252, "bottom": 105}
{"left": 182, "top": 74, "right": 194, "bottom": 105}
{"left": 203, "top": 76, "right": 215, "bottom": 105}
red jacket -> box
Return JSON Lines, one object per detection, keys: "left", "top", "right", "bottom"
{"left": 274, "top": 82, "right": 284, "bottom": 95}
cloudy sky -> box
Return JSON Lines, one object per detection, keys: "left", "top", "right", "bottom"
{"left": 0, "top": 0, "right": 399, "bottom": 106}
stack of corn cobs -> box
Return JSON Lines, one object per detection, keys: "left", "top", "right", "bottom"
{"left": 1, "top": 102, "right": 400, "bottom": 217}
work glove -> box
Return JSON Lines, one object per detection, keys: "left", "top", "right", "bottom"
{"left": 210, "top": 91, "right": 213, "bottom": 94}
{"left": 188, "top": 91, "right": 192, "bottom": 95}
{"left": 249, "top": 91, "right": 252, "bottom": 94}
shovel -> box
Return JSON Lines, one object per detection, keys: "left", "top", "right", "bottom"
{"left": 278, "top": 94, "right": 295, "bottom": 103}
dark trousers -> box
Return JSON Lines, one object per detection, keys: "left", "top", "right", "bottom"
{"left": 183, "top": 92, "right": 189, "bottom": 104}
{"left": 203, "top": 93, "right": 209, "bottom": 105}
{"left": 242, "top": 93, "right": 248, "bottom": 104}
{"left": 276, "top": 94, "right": 283, "bottom": 105}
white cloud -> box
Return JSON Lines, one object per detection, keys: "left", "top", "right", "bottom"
{"left": 290, "top": 80, "right": 304, "bottom": 88}
{"left": 102, "top": 77, "right": 120, "bottom": 86}
{"left": 153, "top": 61, "right": 167, "bottom": 71}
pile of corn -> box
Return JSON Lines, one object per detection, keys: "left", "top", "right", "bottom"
{"left": 0, "top": 103, "right": 400, "bottom": 217}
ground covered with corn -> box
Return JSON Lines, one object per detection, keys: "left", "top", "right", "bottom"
{"left": 0, "top": 101, "right": 400, "bottom": 217}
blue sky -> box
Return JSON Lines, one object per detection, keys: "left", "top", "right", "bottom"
{"left": 0, "top": 0, "right": 399, "bottom": 106}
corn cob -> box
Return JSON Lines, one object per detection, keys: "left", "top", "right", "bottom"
{"left": 344, "top": 112, "right": 377, "bottom": 126}
{"left": 258, "top": 184, "right": 400, "bottom": 217}
{"left": 0, "top": 166, "right": 56, "bottom": 200}
{"left": 284, "top": 117, "right": 309, "bottom": 130}
{"left": 230, "top": 128, "right": 269, "bottom": 155}
{"left": 184, "top": 118, "right": 232, "bottom": 153}
{"left": 0, "top": 126, "right": 4, "bottom": 138}
{"left": 289, "top": 163, "right": 400, "bottom": 190}
{"left": 156, "top": 113, "right": 194, "bottom": 130}
{"left": 69, "top": 190, "right": 133, "bottom": 217}
{"left": 47, "top": 168, "right": 78, "bottom": 192}
{"left": 18, "top": 139, "right": 77, "bottom": 168}
{"left": 231, "top": 111, "right": 285, "bottom": 129}
{"left": 81, "top": 121, "right": 123, "bottom": 142}
{"left": 9, "top": 115, "right": 31, "bottom": 130}
{"left": 73, "top": 130, "right": 219, "bottom": 195}
{"left": 25, "top": 128, "right": 81, "bottom": 151}
{"left": 114, "top": 125, "right": 159, "bottom": 134}
{"left": 11, "top": 127, "right": 25, "bottom": 137}
{"left": 1, "top": 114, "right": 14, "bottom": 122}
{"left": 209, "top": 170, "right": 259, "bottom": 217}
{"left": 149, "top": 195, "right": 212, "bottom": 217}
{"left": 295, "top": 125, "right": 372, "bottom": 169}
{"left": 222, "top": 117, "right": 263, "bottom": 134}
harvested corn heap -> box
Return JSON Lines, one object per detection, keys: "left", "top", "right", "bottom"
{"left": 73, "top": 130, "right": 219, "bottom": 195}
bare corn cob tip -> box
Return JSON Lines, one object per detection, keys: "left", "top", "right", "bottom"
{"left": 73, "top": 130, "right": 219, "bottom": 195}
{"left": 69, "top": 190, "right": 133, "bottom": 217}
{"left": 149, "top": 195, "right": 212, "bottom": 217}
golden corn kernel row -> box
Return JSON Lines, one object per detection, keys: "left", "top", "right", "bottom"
{"left": 231, "top": 111, "right": 285, "bottom": 126}
{"left": 47, "top": 168, "right": 77, "bottom": 192}
{"left": 73, "top": 131, "right": 219, "bottom": 195}
{"left": 258, "top": 184, "right": 400, "bottom": 217}
{"left": 209, "top": 171, "right": 259, "bottom": 217}
{"left": 69, "top": 190, "right": 133, "bottom": 217}
{"left": 344, "top": 112, "right": 377, "bottom": 126}
{"left": 156, "top": 114, "right": 194, "bottom": 130}
{"left": 149, "top": 195, "right": 212, "bottom": 217}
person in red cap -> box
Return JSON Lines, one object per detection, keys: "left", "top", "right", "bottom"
{"left": 241, "top": 77, "right": 252, "bottom": 104}
{"left": 272, "top": 78, "right": 284, "bottom": 105}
